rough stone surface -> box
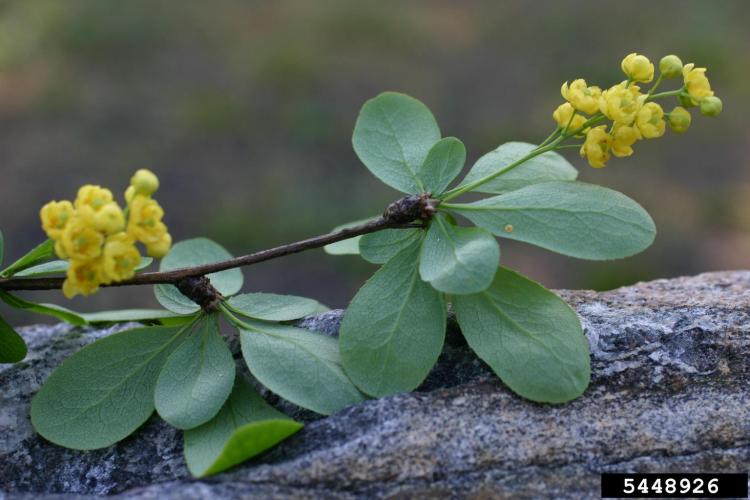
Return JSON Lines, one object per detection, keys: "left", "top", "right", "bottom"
{"left": 1, "top": 271, "right": 749, "bottom": 499}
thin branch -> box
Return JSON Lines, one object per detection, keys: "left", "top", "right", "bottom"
{"left": 0, "top": 217, "right": 424, "bottom": 292}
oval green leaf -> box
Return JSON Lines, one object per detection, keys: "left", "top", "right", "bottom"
{"left": 0, "top": 291, "right": 86, "bottom": 326}
{"left": 457, "top": 142, "right": 578, "bottom": 194}
{"left": 82, "top": 308, "right": 192, "bottom": 324}
{"left": 155, "top": 315, "right": 235, "bottom": 429}
{"left": 445, "top": 181, "right": 656, "bottom": 260}
{"left": 453, "top": 267, "right": 590, "bottom": 403}
{"left": 352, "top": 92, "right": 440, "bottom": 194}
{"left": 0, "top": 314, "right": 27, "bottom": 364}
{"left": 339, "top": 241, "right": 446, "bottom": 397}
{"left": 359, "top": 228, "right": 424, "bottom": 264}
{"left": 418, "top": 137, "right": 466, "bottom": 195}
{"left": 419, "top": 215, "right": 499, "bottom": 294}
{"left": 184, "top": 376, "right": 302, "bottom": 477}
{"left": 239, "top": 320, "right": 365, "bottom": 415}
{"left": 155, "top": 238, "right": 244, "bottom": 314}
{"left": 14, "top": 257, "right": 152, "bottom": 278}
{"left": 31, "top": 324, "right": 190, "bottom": 450}
{"left": 1, "top": 239, "right": 55, "bottom": 277}
{"left": 227, "top": 293, "right": 327, "bottom": 321}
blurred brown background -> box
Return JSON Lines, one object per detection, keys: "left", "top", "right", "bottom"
{"left": 1, "top": 0, "right": 748, "bottom": 325}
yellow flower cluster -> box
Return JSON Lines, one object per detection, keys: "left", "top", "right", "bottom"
{"left": 554, "top": 53, "right": 721, "bottom": 168}
{"left": 40, "top": 169, "right": 172, "bottom": 298}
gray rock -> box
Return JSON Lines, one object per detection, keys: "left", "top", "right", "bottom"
{"left": 1, "top": 271, "right": 749, "bottom": 499}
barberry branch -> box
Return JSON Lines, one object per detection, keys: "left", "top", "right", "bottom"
{"left": 0, "top": 196, "right": 432, "bottom": 292}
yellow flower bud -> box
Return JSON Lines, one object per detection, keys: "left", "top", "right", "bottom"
{"left": 100, "top": 233, "right": 141, "bottom": 284}
{"left": 146, "top": 233, "right": 172, "bottom": 258}
{"left": 124, "top": 186, "right": 136, "bottom": 204}
{"left": 552, "top": 102, "right": 588, "bottom": 134}
{"left": 40, "top": 200, "right": 74, "bottom": 240}
{"left": 54, "top": 240, "right": 67, "bottom": 260}
{"left": 599, "top": 82, "right": 642, "bottom": 125}
{"left": 128, "top": 196, "right": 168, "bottom": 244}
{"left": 130, "top": 169, "right": 160, "bottom": 196}
{"left": 62, "top": 259, "right": 102, "bottom": 298}
{"left": 611, "top": 123, "right": 641, "bottom": 158}
{"left": 682, "top": 63, "right": 713, "bottom": 106}
{"left": 93, "top": 202, "right": 126, "bottom": 235}
{"left": 699, "top": 96, "right": 722, "bottom": 117}
{"left": 667, "top": 106, "right": 691, "bottom": 133}
{"left": 659, "top": 55, "right": 683, "bottom": 78}
{"left": 60, "top": 217, "right": 105, "bottom": 262}
{"left": 75, "top": 185, "right": 113, "bottom": 211}
{"left": 635, "top": 102, "right": 666, "bottom": 139}
{"left": 561, "top": 79, "right": 602, "bottom": 115}
{"left": 579, "top": 125, "right": 613, "bottom": 168}
{"left": 621, "top": 53, "right": 654, "bottom": 83}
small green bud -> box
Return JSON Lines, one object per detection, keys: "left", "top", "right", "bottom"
{"left": 667, "top": 106, "right": 691, "bottom": 133}
{"left": 699, "top": 96, "right": 722, "bottom": 117}
{"left": 659, "top": 55, "right": 683, "bottom": 78}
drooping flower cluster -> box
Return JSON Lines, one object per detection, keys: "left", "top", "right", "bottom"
{"left": 553, "top": 53, "right": 722, "bottom": 168}
{"left": 40, "top": 169, "right": 172, "bottom": 298}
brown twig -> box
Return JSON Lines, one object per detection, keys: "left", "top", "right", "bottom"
{"left": 0, "top": 205, "right": 429, "bottom": 292}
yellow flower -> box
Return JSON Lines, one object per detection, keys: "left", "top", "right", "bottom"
{"left": 100, "top": 233, "right": 141, "bottom": 284}
{"left": 60, "top": 216, "right": 105, "bottom": 261}
{"left": 621, "top": 53, "right": 654, "bottom": 83}
{"left": 599, "top": 82, "right": 642, "bottom": 125}
{"left": 682, "top": 63, "right": 713, "bottom": 105}
{"left": 635, "top": 102, "right": 666, "bottom": 139}
{"left": 146, "top": 232, "right": 172, "bottom": 258}
{"left": 128, "top": 196, "right": 168, "bottom": 244}
{"left": 130, "top": 169, "right": 160, "bottom": 196}
{"left": 40, "top": 200, "right": 74, "bottom": 240}
{"left": 74, "top": 185, "right": 113, "bottom": 212}
{"left": 579, "top": 125, "right": 612, "bottom": 168}
{"left": 611, "top": 123, "right": 641, "bottom": 158}
{"left": 93, "top": 202, "right": 125, "bottom": 235}
{"left": 552, "top": 102, "right": 588, "bottom": 134}
{"left": 667, "top": 106, "right": 691, "bottom": 133}
{"left": 62, "top": 259, "right": 102, "bottom": 298}
{"left": 561, "top": 79, "right": 602, "bottom": 115}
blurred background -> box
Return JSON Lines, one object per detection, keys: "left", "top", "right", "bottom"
{"left": 1, "top": 0, "right": 748, "bottom": 325}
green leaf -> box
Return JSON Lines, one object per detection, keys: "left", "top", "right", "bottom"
{"left": 418, "top": 137, "right": 466, "bottom": 195}
{"left": 0, "top": 314, "right": 27, "bottom": 363}
{"left": 453, "top": 267, "right": 590, "bottom": 403}
{"left": 239, "top": 320, "right": 366, "bottom": 415}
{"left": 31, "top": 324, "right": 190, "bottom": 450}
{"left": 419, "top": 215, "right": 499, "bottom": 294}
{"left": 183, "top": 376, "right": 302, "bottom": 477}
{"left": 339, "top": 241, "right": 446, "bottom": 397}
{"left": 1, "top": 239, "right": 55, "bottom": 277}
{"left": 352, "top": 92, "right": 441, "bottom": 194}
{"left": 155, "top": 238, "right": 244, "bottom": 314}
{"left": 0, "top": 291, "right": 87, "bottom": 326}
{"left": 155, "top": 315, "right": 235, "bottom": 429}
{"left": 322, "top": 217, "right": 374, "bottom": 256}
{"left": 14, "top": 257, "right": 153, "bottom": 278}
{"left": 359, "top": 228, "right": 424, "bottom": 264}
{"left": 82, "top": 308, "right": 192, "bottom": 324}
{"left": 227, "top": 293, "right": 327, "bottom": 322}
{"left": 445, "top": 181, "right": 656, "bottom": 260}
{"left": 457, "top": 142, "right": 578, "bottom": 194}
